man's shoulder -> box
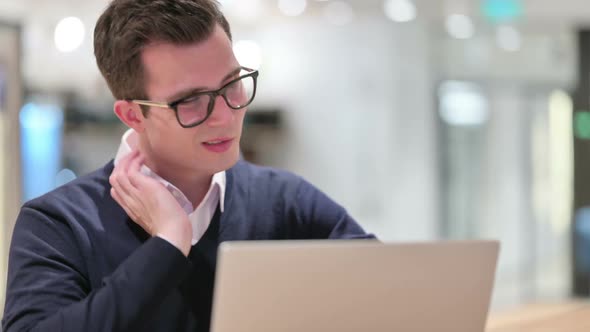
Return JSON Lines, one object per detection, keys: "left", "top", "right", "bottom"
{"left": 24, "top": 160, "right": 115, "bottom": 214}
{"left": 230, "top": 160, "right": 304, "bottom": 188}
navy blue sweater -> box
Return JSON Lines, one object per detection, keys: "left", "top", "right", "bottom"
{"left": 2, "top": 160, "right": 374, "bottom": 332}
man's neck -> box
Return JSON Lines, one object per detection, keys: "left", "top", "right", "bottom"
{"left": 138, "top": 146, "right": 213, "bottom": 209}
{"left": 152, "top": 160, "right": 212, "bottom": 208}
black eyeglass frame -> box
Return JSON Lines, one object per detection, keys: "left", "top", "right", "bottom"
{"left": 129, "top": 66, "right": 259, "bottom": 128}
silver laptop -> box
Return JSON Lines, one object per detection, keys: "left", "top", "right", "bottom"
{"left": 210, "top": 240, "right": 499, "bottom": 332}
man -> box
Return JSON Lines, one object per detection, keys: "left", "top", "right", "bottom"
{"left": 2, "top": 0, "right": 374, "bottom": 331}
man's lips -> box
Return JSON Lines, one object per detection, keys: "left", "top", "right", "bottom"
{"left": 201, "top": 138, "right": 234, "bottom": 153}
{"left": 202, "top": 137, "right": 233, "bottom": 145}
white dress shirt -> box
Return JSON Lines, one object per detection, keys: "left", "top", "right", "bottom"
{"left": 114, "top": 129, "right": 225, "bottom": 245}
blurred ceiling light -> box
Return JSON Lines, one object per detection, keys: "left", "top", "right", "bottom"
{"left": 482, "top": 0, "right": 523, "bottom": 22}
{"left": 226, "top": 0, "right": 265, "bottom": 23}
{"left": 323, "top": 1, "right": 355, "bottom": 26}
{"left": 54, "top": 17, "right": 85, "bottom": 53}
{"left": 445, "top": 14, "right": 475, "bottom": 40}
{"left": 233, "top": 40, "right": 262, "bottom": 70}
{"left": 547, "top": 89, "right": 573, "bottom": 233}
{"left": 496, "top": 25, "right": 521, "bottom": 52}
{"left": 278, "top": 0, "right": 307, "bottom": 17}
{"left": 217, "top": 0, "right": 233, "bottom": 8}
{"left": 383, "top": 0, "right": 417, "bottom": 23}
{"left": 439, "top": 81, "right": 489, "bottom": 126}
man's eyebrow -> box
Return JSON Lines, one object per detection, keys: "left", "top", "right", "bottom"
{"left": 165, "top": 67, "right": 242, "bottom": 103}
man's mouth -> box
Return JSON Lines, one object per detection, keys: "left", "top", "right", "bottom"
{"left": 204, "top": 140, "right": 226, "bottom": 145}
{"left": 201, "top": 138, "right": 234, "bottom": 152}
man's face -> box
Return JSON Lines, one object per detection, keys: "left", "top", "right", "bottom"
{"left": 139, "top": 25, "right": 244, "bottom": 176}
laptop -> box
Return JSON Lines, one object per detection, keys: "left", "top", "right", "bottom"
{"left": 210, "top": 240, "right": 499, "bottom": 332}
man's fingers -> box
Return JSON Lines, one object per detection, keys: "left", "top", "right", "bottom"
{"left": 109, "top": 150, "right": 161, "bottom": 236}
{"left": 113, "top": 152, "right": 143, "bottom": 197}
{"left": 110, "top": 187, "right": 146, "bottom": 228}
{"left": 120, "top": 149, "right": 139, "bottom": 169}
{"left": 122, "top": 149, "right": 140, "bottom": 174}
{"left": 127, "top": 156, "right": 166, "bottom": 195}
{"left": 113, "top": 188, "right": 152, "bottom": 232}
{"left": 127, "top": 152, "right": 145, "bottom": 189}
{"left": 110, "top": 187, "right": 137, "bottom": 221}
{"left": 110, "top": 150, "right": 132, "bottom": 191}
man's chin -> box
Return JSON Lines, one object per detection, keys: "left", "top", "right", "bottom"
{"left": 218, "top": 157, "right": 239, "bottom": 172}
{"left": 207, "top": 150, "right": 240, "bottom": 173}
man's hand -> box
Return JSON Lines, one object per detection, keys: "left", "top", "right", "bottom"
{"left": 109, "top": 150, "right": 192, "bottom": 256}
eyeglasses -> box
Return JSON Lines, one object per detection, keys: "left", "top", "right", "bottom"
{"left": 130, "top": 66, "right": 258, "bottom": 128}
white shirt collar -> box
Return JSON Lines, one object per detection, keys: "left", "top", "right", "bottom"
{"left": 114, "top": 129, "right": 226, "bottom": 244}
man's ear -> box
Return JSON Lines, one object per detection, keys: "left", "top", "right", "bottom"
{"left": 114, "top": 100, "right": 146, "bottom": 132}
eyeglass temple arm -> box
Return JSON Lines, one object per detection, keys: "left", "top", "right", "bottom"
{"left": 131, "top": 100, "right": 170, "bottom": 108}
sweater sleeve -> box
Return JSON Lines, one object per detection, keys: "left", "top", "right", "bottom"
{"left": 294, "top": 179, "right": 376, "bottom": 240}
{"left": 1, "top": 206, "right": 190, "bottom": 332}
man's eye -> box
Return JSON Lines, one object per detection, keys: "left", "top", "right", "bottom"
{"left": 180, "top": 95, "right": 203, "bottom": 104}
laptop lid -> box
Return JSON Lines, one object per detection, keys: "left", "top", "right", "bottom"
{"left": 211, "top": 240, "right": 499, "bottom": 332}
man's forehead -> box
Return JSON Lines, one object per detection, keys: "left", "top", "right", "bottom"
{"left": 142, "top": 25, "right": 231, "bottom": 65}
{"left": 140, "top": 33, "right": 237, "bottom": 99}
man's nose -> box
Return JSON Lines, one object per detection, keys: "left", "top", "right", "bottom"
{"left": 205, "top": 95, "right": 234, "bottom": 127}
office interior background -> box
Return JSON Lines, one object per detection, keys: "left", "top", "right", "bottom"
{"left": 1, "top": 0, "right": 590, "bottom": 315}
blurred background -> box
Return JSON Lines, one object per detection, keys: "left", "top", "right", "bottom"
{"left": 1, "top": 0, "right": 590, "bottom": 316}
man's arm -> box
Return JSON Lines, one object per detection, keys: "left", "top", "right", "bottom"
{"left": 294, "top": 179, "right": 376, "bottom": 239}
{"left": 4, "top": 150, "right": 194, "bottom": 331}
{"left": 2, "top": 206, "right": 190, "bottom": 332}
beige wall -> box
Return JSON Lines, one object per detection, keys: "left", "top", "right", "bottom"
{"left": 0, "top": 22, "right": 22, "bottom": 318}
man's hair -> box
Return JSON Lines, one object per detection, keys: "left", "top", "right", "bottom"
{"left": 94, "top": 0, "right": 232, "bottom": 103}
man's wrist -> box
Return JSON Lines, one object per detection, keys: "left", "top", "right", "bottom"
{"left": 155, "top": 233, "right": 191, "bottom": 257}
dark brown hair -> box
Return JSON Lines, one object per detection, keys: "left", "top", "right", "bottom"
{"left": 94, "top": 0, "right": 232, "bottom": 103}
